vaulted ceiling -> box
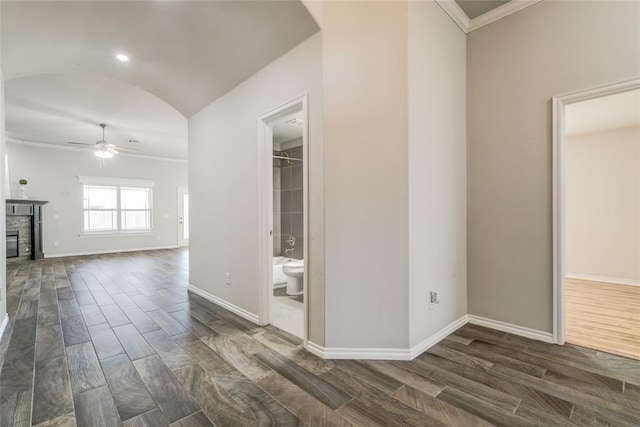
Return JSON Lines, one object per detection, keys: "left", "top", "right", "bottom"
{"left": 1, "top": 1, "right": 319, "bottom": 159}
{"left": 5, "top": 73, "right": 189, "bottom": 160}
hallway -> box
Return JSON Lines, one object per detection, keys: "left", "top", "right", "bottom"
{"left": 1, "top": 249, "right": 639, "bottom": 426}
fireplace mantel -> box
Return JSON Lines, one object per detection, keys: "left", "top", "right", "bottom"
{"left": 6, "top": 199, "right": 49, "bottom": 205}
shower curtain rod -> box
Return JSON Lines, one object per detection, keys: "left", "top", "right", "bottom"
{"left": 273, "top": 155, "right": 303, "bottom": 162}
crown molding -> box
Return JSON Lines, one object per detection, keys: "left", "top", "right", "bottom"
{"left": 437, "top": 0, "right": 544, "bottom": 34}
{"left": 467, "top": 0, "right": 543, "bottom": 32}
{"left": 6, "top": 137, "right": 187, "bottom": 163}
{"left": 435, "top": 0, "right": 469, "bottom": 33}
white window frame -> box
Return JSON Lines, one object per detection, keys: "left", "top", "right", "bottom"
{"left": 78, "top": 176, "right": 155, "bottom": 236}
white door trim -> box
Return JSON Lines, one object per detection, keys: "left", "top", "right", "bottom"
{"left": 177, "top": 186, "right": 189, "bottom": 247}
{"left": 257, "top": 94, "right": 309, "bottom": 347}
{"left": 552, "top": 77, "right": 640, "bottom": 345}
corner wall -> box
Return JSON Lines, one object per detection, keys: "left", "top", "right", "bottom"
{"left": 322, "top": 1, "right": 409, "bottom": 349}
{"left": 467, "top": 0, "right": 640, "bottom": 332}
{"left": 188, "top": 1, "right": 468, "bottom": 353}
{"left": 408, "top": 1, "right": 467, "bottom": 347}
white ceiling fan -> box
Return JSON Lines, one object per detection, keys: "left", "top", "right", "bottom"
{"left": 67, "top": 123, "right": 139, "bottom": 160}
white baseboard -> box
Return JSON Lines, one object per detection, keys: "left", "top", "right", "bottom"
{"left": 0, "top": 314, "right": 9, "bottom": 343}
{"left": 467, "top": 314, "right": 554, "bottom": 343}
{"left": 409, "top": 315, "right": 469, "bottom": 359}
{"left": 44, "top": 245, "right": 178, "bottom": 258}
{"left": 187, "top": 284, "right": 260, "bottom": 325}
{"left": 305, "top": 341, "right": 326, "bottom": 358}
{"left": 307, "top": 313, "right": 556, "bottom": 360}
{"left": 307, "top": 315, "right": 468, "bottom": 361}
{"left": 566, "top": 273, "right": 639, "bottom": 287}
{"left": 306, "top": 342, "right": 414, "bottom": 360}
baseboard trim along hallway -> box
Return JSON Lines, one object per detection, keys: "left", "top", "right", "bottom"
{"left": 467, "top": 314, "right": 555, "bottom": 343}
{"left": 44, "top": 245, "right": 179, "bottom": 258}
{"left": 307, "top": 314, "right": 554, "bottom": 360}
{"left": 188, "top": 283, "right": 260, "bottom": 325}
{"left": 307, "top": 315, "right": 469, "bottom": 360}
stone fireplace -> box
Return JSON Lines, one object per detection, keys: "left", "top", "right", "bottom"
{"left": 5, "top": 199, "right": 48, "bottom": 261}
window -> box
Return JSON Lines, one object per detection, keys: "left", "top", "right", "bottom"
{"left": 80, "top": 176, "right": 154, "bottom": 234}
{"left": 83, "top": 185, "right": 118, "bottom": 231}
{"left": 120, "top": 187, "right": 152, "bottom": 230}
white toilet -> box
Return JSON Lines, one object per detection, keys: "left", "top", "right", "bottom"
{"left": 282, "top": 259, "right": 304, "bottom": 295}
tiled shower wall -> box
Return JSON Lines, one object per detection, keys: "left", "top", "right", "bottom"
{"left": 273, "top": 145, "right": 303, "bottom": 259}
{"left": 7, "top": 216, "right": 32, "bottom": 262}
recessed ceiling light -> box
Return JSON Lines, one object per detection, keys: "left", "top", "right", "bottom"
{"left": 116, "top": 54, "right": 129, "bottom": 62}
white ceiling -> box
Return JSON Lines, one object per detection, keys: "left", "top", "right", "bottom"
{"left": 1, "top": 1, "right": 319, "bottom": 118}
{"left": 1, "top": 1, "right": 318, "bottom": 160}
{"left": 565, "top": 89, "right": 640, "bottom": 136}
{"left": 455, "top": 0, "right": 511, "bottom": 20}
{"left": 5, "top": 73, "right": 188, "bottom": 160}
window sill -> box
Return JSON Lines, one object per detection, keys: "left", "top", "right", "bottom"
{"left": 79, "top": 231, "right": 154, "bottom": 238}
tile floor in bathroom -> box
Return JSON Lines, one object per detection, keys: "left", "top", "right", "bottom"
{"left": 273, "top": 287, "right": 304, "bottom": 339}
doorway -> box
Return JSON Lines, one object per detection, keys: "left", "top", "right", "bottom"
{"left": 258, "top": 95, "right": 308, "bottom": 343}
{"left": 178, "top": 186, "right": 189, "bottom": 247}
{"left": 553, "top": 79, "right": 640, "bottom": 359}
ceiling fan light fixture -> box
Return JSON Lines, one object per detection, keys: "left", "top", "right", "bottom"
{"left": 68, "top": 123, "right": 138, "bottom": 163}
{"left": 95, "top": 149, "right": 113, "bottom": 159}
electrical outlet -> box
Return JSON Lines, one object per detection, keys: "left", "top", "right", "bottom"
{"left": 225, "top": 272, "right": 231, "bottom": 285}
{"left": 429, "top": 291, "right": 440, "bottom": 310}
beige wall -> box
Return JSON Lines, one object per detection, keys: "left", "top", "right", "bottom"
{"left": 566, "top": 126, "right": 640, "bottom": 282}
{"left": 188, "top": 34, "right": 325, "bottom": 343}
{"left": 322, "top": 1, "right": 409, "bottom": 348}
{"left": 408, "top": 1, "right": 467, "bottom": 347}
{"left": 467, "top": 0, "right": 640, "bottom": 332}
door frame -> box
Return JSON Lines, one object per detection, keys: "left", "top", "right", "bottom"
{"left": 551, "top": 77, "right": 640, "bottom": 345}
{"left": 257, "top": 94, "right": 309, "bottom": 347}
{"left": 177, "top": 186, "right": 189, "bottom": 247}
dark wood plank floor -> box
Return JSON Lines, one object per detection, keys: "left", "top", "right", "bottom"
{"left": 1, "top": 249, "right": 639, "bottom": 426}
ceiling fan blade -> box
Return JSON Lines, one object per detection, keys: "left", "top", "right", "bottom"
{"left": 111, "top": 146, "right": 139, "bottom": 153}
{"left": 67, "top": 141, "right": 94, "bottom": 146}
{"left": 107, "top": 147, "right": 119, "bottom": 154}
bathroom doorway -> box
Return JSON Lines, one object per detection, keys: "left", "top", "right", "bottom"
{"left": 553, "top": 79, "right": 640, "bottom": 359}
{"left": 258, "top": 96, "right": 308, "bottom": 342}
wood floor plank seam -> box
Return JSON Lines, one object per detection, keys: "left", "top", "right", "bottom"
{"left": 422, "top": 349, "right": 573, "bottom": 418}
